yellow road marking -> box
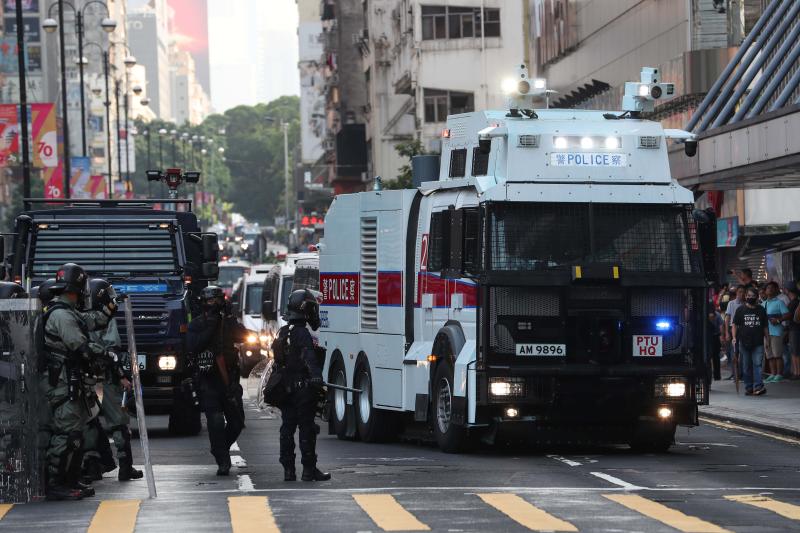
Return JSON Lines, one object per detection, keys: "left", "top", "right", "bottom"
{"left": 700, "top": 417, "right": 800, "bottom": 446}
{"left": 725, "top": 494, "right": 800, "bottom": 520}
{"left": 604, "top": 494, "right": 731, "bottom": 533}
{"left": 0, "top": 504, "right": 12, "bottom": 521}
{"left": 478, "top": 493, "right": 577, "bottom": 532}
{"left": 87, "top": 500, "right": 141, "bottom": 533}
{"left": 228, "top": 496, "right": 280, "bottom": 533}
{"left": 353, "top": 494, "right": 430, "bottom": 531}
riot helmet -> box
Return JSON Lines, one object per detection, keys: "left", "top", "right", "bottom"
{"left": 32, "top": 278, "right": 57, "bottom": 305}
{"left": 89, "top": 278, "right": 117, "bottom": 311}
{"left": 200, "top": 285, "right": 225, "bottom": 314}
{"left": 52, "top": 263, "right": 88, "bottom": 296}
{"left": 285, "top": 289, "right": 321, "bottom": 330}
{"left": 0, "top": 281, "right": 25, "bottom": 299}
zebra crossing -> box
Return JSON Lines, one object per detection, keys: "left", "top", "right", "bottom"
{"left": 1, "top": 489, "right": 800, "bottom": 532}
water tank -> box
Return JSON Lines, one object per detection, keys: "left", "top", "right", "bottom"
{"left": 411, "top": 155, "right": 441, "bottom": 188}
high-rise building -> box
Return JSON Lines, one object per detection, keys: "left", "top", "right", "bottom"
{"left": 170, "top": 43, "right": 211, "bottom": 125}
{"left": 166, "top": 0, "right": 211, "bottom": 96}
{"left": 128, "top": 1, "right": 172, "bottom": 121}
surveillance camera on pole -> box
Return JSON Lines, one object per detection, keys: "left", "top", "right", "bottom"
{"left": 501, "top": 64, "right": 547, "bottom": 117}
{"left": 146, "top": 167, "right": 200, "bottom": 199}
{"left": 622, "top": 67, "right": 675, "bottom": 115}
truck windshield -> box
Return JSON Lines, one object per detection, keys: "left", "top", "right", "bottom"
{"left": 280, "top": 276, "right": 294, "bottom": 316}
{"left": 218, "top": 266, "right": 247, "bottom": 288}
{"left": 30, "top": 222, "right": 179, "bottom": 277}
{"left": 489, "top": 202, "right": 701, "bottom": 274}
{"left": 245, "top": 284, "right": 263, "bottom": 315}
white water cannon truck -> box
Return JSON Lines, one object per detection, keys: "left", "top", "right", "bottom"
{"left": 318, "top": 66, "right": 712, "bottom": 453}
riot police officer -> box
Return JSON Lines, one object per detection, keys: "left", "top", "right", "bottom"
{"left": 42, "top": 263, "right": 116, "bottom": 500}
{"left": 188, "top": 285, "right": 249, "bottom": 475}
{"left": 276, "top": 289, "right": 330, "bottom": 482}
{"left": 82, "top": 279, "right": 143, "bottom": 482}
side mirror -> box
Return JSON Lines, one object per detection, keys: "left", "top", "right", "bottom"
{"left": 443, "top": 206, "right": 463, "bottom": 279}
{"left": 262, "top": 299, "right": 277, "bottom": 321}
{"left": 202, "top": 233, "right": 219, "bottom": 262}
{"left": 478, "top": 137, "right": 492, "bottom": 155}
{"left": 201, "top": 262, "right": 219, "bottom": 279}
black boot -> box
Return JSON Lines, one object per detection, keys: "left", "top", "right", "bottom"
{"left": 118, "top": 460, "right": 144, "bottom": 481}
{"left": 216, "top": 454, "right": 232, "bottom": 476}
{"left": 301, "top": 466, "right": 331, "bottom": 482}
{"left": 46, "top": 481, "right": 83, "bottom": 501}
{"left": 74, "top": 481, "right": 96, "bottom": 498}
{"left": 81, "top": 458, "right": 103, "bottom": 483}
{"left": 283, "top": 464, "right": 296, "bottom": 481}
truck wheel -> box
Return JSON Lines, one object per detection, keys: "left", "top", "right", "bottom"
{"left": 432, "top": 360, "right": 467, "bottom": 453}
{"left": 354, "top": 362, "right": 395, "bottom": 442}
{"left": 329, "top": 361, "right": 349, "bottom": 440}
{"left": 168, "top": 388, "right": 202, "bottom": 436}
{"left": 629, "top": 423, "right": 675, "bottom": 453}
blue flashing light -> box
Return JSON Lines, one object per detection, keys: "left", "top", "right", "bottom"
{"left": 655, "top": 320, "right": 672, "bottom": 331}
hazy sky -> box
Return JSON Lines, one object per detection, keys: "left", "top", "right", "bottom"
{"left": 208, "top": 0, "right": 300, "bottom": 113}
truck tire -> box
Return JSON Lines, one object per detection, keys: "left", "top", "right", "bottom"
{"left": 432, "top": 360, "right": 467, "bottom": 453}
{"left": 354, "top": 361, "right": 396, "bottom": 442}
{"left": 168, "top": 388, "right": 202, "bottom": 436}
{"left": 629, "top": 422, "right": 675, "bottom": 453}
{"left": 328, "top": 361, "right": 349, "bottom": 440}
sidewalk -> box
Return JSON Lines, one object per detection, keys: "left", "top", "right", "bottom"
{"left": 700, "top": 376, "right": 800, "bottom": 437}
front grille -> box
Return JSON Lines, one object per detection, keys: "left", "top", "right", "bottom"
{"left": 638, "top": 135, "right": 660, "bottom": 149}
{"left": 116, "top": 295, "right": 173, "bottom": 345}
{"left": 489, "top": 287, "right": 560, "bottom": 354}
{"left": 631, "top": 289, "right": 694, "bottom": 353}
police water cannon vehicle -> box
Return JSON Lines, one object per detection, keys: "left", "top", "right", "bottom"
{"left": 317, "top": 66, "right": 713, "bottom": 453}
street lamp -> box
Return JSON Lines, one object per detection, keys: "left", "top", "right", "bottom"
{"left": 265, "top": 116, "right": 291, "bottom": 234}
{"left": 43, "top": 0, "right": 116, "bottom": 168}
{"left": 158, "top": 128, "right": 168, "bottom": 197}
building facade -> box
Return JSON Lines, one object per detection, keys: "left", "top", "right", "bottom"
{"left": 128, "top": 3, "right": 172, "bottom": 121}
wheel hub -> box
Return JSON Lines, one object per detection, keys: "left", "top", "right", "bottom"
{"left": 436, "top": 377, "right": 452, "bottom": 434}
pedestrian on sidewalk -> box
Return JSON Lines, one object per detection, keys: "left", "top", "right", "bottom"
{"left": 763, "top": 281, "right": 790, "bottom": 383}
{"left": 723, "top": 286, "right": 745, "bottom": 379}
{"left": 732, "top": 287, "right": 769, "bottom": 396}
{"left": 789, "top": 287, "right": 800, "bottom": 379}
{"left": 734, "top": 269, "right": 757, "bottom": 291}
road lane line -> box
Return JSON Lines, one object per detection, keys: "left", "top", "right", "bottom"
{"left": 477, "top": 493, "right": 577, "bottom": 532}
{"left": 353, "top": 494, "right": 430, "bottom": 531}
{"left": 700, "top": 417, "right": 800, "bottom": 446}
{"left": 231, "top": 442, "right": 240, "bottom": 452}
{"left": 604, "top": 494, "right": 731, "bottom": 533}
{"left": 228, "top": 496, "right": 280, "bottom": 533}
{"left": 547, "top": 455, "right": 582, "bottom": 466}
{"left": 87, "top": 500, "right": 141, "bottom": 533}
{"left": 590, "top": 472, "right": 644, "bottom": 490}
{"left": 231, "top": 455, "right": 247, "bottom": 467}
{"left": 237, "top": 474, "right": 255, "bottom": 492}
{"left": 0, "top": 504, "right": 12, "bottom": 521}
{"left": 725, "top": 494, "right": 800, "bottom": 520}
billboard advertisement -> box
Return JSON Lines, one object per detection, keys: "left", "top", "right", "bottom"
{"left": 70, "top": 156, "right": 92, "bottom": 198}
{"left": 30, "top": 102, "right": 57, "bottom": 168}
{"left": 43, "top": 164, "right": 63, "bottom": 199}
{"left": 0, "top": 103, "right": 19, "bottom": 166}
{"left": 167, "top": 0, "right": 210, "bottom": 94}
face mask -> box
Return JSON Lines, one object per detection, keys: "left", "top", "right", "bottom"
{"left": 746, "top": 297, "right": 758, "bottom": 305}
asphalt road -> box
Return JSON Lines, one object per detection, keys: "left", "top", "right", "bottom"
{"left": 2, "top": 390, "right": 800, "bottom": 532}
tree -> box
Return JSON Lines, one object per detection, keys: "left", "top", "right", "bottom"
{"left": 385, "top": 139, "right": 426, "bottom": 190}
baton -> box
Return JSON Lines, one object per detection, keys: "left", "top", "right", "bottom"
{"left": 324, "top": 382, "right": 362, "bottom": 394}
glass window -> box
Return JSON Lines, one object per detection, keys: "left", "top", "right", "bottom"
{"left": 476, "top": 8, "right": 501, "bottom": 38}
{"left": 462, "top": 209, "right": 481, "bottom": 274}
{"left": 280, "top": 276, "right": 294, "bottom": 316}
{"left": 449, "top": 148, "right": 467, "bottom": 178}
{"left": 449, "top": 91, "right": 474, "bottom": 114}
{"left": 472, "top": 148, "right": 489, "bottom": 176}
{"left": 218, "top": 267, "right": 247, "bottom": 288}
{"left": 428, "top": 211, "right": 447, "bottom": 272}
{"left": 421, "top": 6, "right": 446, "bottom": 40}
{"left": 423, "top": 88, "right": 474, "bottom": 123}
{"left": 245, "top": 284, "right": 263, "bottom": 315}
{"left": 420, "top": 5, "right": 499, "bottom": 40}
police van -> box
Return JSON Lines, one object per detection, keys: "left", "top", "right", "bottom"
{"left": 319, "top": 67, "right": 712, "bottom": 452}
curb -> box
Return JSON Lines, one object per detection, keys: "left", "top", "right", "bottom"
{"left": 699, "top": 408, "right": 800, "bottom": 440}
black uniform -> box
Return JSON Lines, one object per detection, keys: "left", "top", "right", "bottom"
{"left": 275, "top": 289, "right": 330, "bottom": 482}
{"left": 278, "top": 321, "right": 323, "bottom": 471}
{"left": 187, "top": 290, "right": 249, "bottom": 475}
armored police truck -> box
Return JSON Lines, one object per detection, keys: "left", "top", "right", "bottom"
{"left": 319, "top": 67, "right": 712, "bottom": 452}
{"left": 9, "top": 199, "right": 219, "bottom": 435}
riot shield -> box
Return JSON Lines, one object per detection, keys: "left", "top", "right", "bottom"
{"left": 122, "top": 296, "right": 157, "bottom": 498}
{"left": 0, "top": 298, "right": 43, "bottom": 503}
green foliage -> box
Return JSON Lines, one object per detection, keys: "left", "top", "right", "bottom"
{"left": 385, "top": 139, "right": 425, "bottom": 190}
{"left": 132, "top": 95, "right": 300, "bottom": 224}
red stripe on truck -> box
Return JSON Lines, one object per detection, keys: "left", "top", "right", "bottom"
{"left": 378, "top": 271, "right": 403, "bottom": 306}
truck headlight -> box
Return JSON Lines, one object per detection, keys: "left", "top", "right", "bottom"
{"left": 655, "top": 377, "right": 686, "bottom": 398}
{"left": 158, "top": 355, "right": 177, "bottom": 371}
{"left": 489, "top": 377, "right": 526, "bottom": 398}
{"left": 246, "top": 333, "right": 258, "bottom": 345}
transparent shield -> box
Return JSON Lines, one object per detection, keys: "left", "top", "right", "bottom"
{"left": 0, "top": 298, "right": 43, "bottom": 503}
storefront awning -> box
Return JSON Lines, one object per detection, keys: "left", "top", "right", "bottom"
{"left": 738, "top": 230, "right": 800, "bottom": 259}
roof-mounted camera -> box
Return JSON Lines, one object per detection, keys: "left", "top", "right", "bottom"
{"left": 502, "top": 64, "right": 547, "bottom": 118}
{"left": 146, "top": 168, "right": 201, "bottom": 199}
{"left": 622, "top": 67, "right": 675, "bottom": 115}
